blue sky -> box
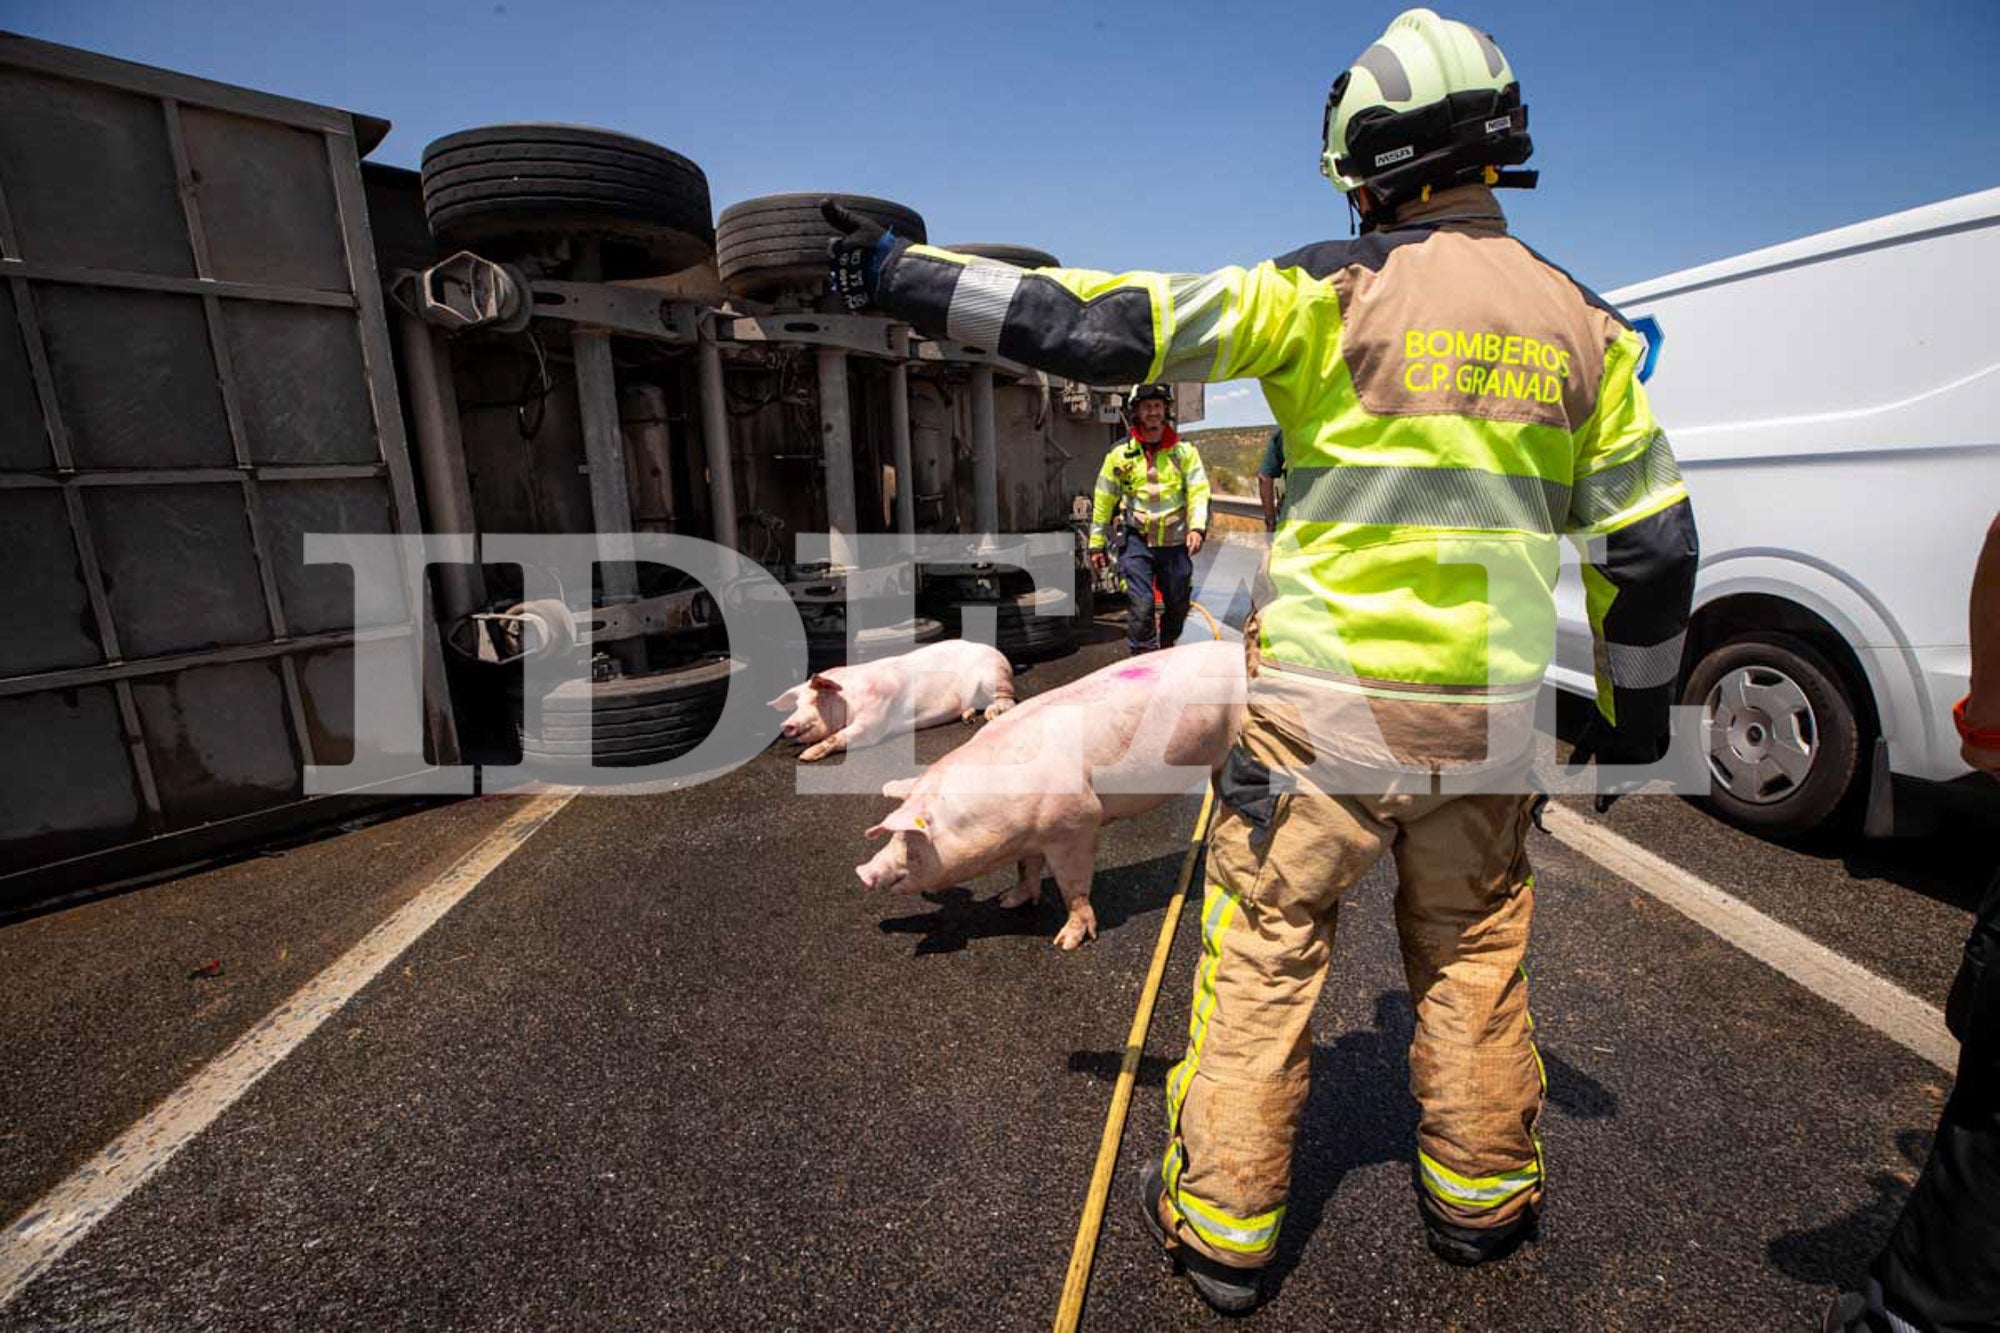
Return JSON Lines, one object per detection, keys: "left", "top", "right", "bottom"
{"left": 10, "top": 0, "right": 1998, "bottom": 428}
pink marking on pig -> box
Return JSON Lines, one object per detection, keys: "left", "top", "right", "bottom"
{"left": 855, "top": 640, "right": 1246, "bottom": 951}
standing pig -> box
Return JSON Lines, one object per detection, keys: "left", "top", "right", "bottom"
{"left": 770, "top": 639, "right": 1017, "bottom": 762}
{"left": 856, "top": 640, "right": 1245, "bottom": 948}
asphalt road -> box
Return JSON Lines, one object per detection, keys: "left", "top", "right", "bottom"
{"left": 1, "top": 610, "right": 1991, "bottom": 1331}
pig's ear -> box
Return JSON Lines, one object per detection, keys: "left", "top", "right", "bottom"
{"left": 881, "top": 777, "right": 919, "bottom": 800}
{"left": 865, "top": 803, "right": 932, "bottom": 840}
{"left": 767, "top": 687, "right": 800, "bottom": 713}
{"left": 808, "top": 673, "right": 843, "bottom": 694}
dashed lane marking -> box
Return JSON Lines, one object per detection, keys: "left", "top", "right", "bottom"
{"left": 0, "top": 788, "right": 578, "bottom": 1310}
{"left": 1541, "top": 802, "right": 1957, "bottom": 1072}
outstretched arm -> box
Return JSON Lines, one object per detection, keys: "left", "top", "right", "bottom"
{"left": 821, "top": 198, "right": 1324, "bottom": 390}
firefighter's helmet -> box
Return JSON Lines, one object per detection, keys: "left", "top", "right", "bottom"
{"left": 1320, "top": 8, "right": 1536, "bottom": 205}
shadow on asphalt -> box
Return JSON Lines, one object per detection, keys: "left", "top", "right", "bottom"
{"left": 1833, "top": 834, "right": 2000, "bottom": 914}
{"left": 877, "top": 851, "right": 1183, "bottom": 956}
{"left": 1262, "top": 991, "right": 1622, "bottom": 1294}
{"left": 1765, "top": 1127, "right": 1932, "bottom": 1287}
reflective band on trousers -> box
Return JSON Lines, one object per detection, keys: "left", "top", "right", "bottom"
{"left": 1285, "top": 463, "right": 1570, "bottom": 533}
{"left": 1166, "top": 884, "right": 1239, "bottom": 1128}
{"left": 1164, "top": 1140, "right": 1284, "bottom": 1254}
{"left": 1417, "top": 1149, "right": 1541, "bottom": 1210}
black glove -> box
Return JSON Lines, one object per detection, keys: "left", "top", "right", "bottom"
{"left": 822, "top": 199, "right": 894, "bottom": 312}
{"left": 1565, "top": 713, "right": 1668, "bottom": 814}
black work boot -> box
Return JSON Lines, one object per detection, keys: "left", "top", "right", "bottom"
{"left": 1420, "top": 1207, "right": 1538, "bottom": 1268}
{"left": 1820, "top": 1286, "right": 1900, "bottom": 1332}
{"left": 1138, "top": 1161, "right": 1262, "bottom": 1314}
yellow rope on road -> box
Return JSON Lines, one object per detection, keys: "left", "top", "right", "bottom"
{"left": 1054, "top": 788, "right": 1216, "bottom": 1333}
{"left": 1189, "top": 598, "right": 1222, "bottom": 642}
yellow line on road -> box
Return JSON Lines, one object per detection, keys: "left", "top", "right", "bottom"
{"left": 0, "top": 788, "right": 577, "bottom": 1311}
{"left": 1054, "top": 788, "right": 1215, "bottom": 1333}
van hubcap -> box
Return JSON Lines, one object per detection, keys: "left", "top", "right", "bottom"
{"left": 1703, "top": 665, "right": 1817, "bottom": 804}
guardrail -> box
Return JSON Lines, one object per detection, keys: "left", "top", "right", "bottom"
{"left": 1208, "top": 493, "right": 1267, "bottom": 531}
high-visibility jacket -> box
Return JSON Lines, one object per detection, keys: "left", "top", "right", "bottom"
{"left": 874, "top": 183, "right": 1698, "bottom": 754}
{"left": 1090, "top": 428, "right": 1212, "bottom": 551}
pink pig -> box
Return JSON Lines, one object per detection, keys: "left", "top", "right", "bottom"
{"left": 855, "top": 640, "right": 1246, "bottom": 949}
{"left": 770, "top": 639, "right": 1017, "bottom": 762}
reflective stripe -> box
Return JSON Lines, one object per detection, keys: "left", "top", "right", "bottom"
{"left": 944, "top": 261, "right": 1022, "bottom": 350}
{"left": 1166, "top": 883, "right": 1238, "bottom": 1128}
{"left": 1147, "top": 453, "right": 1163, "bottom": 545}
{"left": 1287, "top": 464, "right": 1569, "bottom": 533}
{"left": 1153, "top": 268, "right": 1246, "bottom": 382}
{"left": 1162, "top": 1142, "right": 1283, "bottom": 1254}
{"left": 1606, "top": 632, "right": 1685, "bottom": 689}
{"left": 1417, "top": 1149, "right": 1541, "bottom": 1210}
{"left": 1167, "top": 1188, "right": 1283, "bottom": 1254}
{"left": 1569, "top": 430, "right": 1682, "bottom": 529}
{"left": 1107, "top": 444, "right": 1197, "bottom": 548}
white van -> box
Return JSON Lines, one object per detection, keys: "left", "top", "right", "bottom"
{"left": 1551, "top": 187, "right": 2000, "bottom": 837}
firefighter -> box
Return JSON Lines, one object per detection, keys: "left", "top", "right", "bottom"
{"left": 826, "top": 6, "right": 1697, "bottom": 1312}
{"left": 1089, "top": 383, "right": 1212, "bottom": 654}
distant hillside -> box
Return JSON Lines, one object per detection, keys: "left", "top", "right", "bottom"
{"left": 1182, "top": 425, "right": 1276, "bottom": 497}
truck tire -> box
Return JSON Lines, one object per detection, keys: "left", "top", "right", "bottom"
{"left": 947, "top": 587, "right": 1074, "bottom": 665}
{"left": 716, "top": 193, "right": 926, "bottom": 298}
{"left": 938, "top": 243, "right": 1061, "bottom": 269}
{"left": 515, "top": 656, "right": 737, "bottom": 768}
{"left": 420, "top": 124, "right": 714, "bottom": 277}
{"left": 1682, "top": 632, "right": 1866, "bottom": 838}
{"left": 804, "top": 615, "right": 945, "bottom": 673}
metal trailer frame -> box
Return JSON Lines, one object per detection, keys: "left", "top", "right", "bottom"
{"left": 0, "top": 34, "right": 455, "bottom": 906}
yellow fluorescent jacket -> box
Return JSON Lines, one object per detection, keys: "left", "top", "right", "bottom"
{"left": 1089, "top": 432, "right": 1213, "bottom": 551}
{"left": 874, "top": 185, "right": 1698, "bottom": 742}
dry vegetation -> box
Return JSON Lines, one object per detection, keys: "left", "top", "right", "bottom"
{"left": 1183, "top": 425, "right": 1275, "bottom": 497}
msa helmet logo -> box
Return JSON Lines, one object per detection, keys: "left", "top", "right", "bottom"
{"left": 1484, "top": 116, "right": 1513, "bottom": 134}
{"left": 1374, "top": 145, "right": 1415, "bottom": 168}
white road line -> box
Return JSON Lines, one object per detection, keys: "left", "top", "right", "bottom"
{"left": 1541, "top": 803, "right": 1958, "bottom": 1073}
{"left": 0, "top": 788, "right": 576, "bottom": 1311}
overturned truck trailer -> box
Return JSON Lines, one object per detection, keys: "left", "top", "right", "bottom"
{"left": 0, "top": 34, "right": 1182, "bottom": 908}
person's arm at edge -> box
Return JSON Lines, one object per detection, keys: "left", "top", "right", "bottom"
{"left": 1963, "top": 509, "right": 2000, "bottom": 776}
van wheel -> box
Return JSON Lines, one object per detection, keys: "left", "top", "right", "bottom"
{"left": 1682, "top": 632, "right": 1865, "bottom": 838}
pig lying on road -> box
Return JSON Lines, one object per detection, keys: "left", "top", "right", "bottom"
{"left": 771, "top": 639, "right": 1017, "bottom": 762}
{"left": 855, "top": 640, "right": 1245, "bottom": 948}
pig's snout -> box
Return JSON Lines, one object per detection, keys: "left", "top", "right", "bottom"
{"left": 855, "top": 852, "right": 910, "bottom": 894}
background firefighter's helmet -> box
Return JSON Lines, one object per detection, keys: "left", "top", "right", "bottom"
{"left": 1320, "top": 8, "right": 1536, "bottom": 206}
{"left": 1126, "top": 382, "right": 1175, "bottom": 427}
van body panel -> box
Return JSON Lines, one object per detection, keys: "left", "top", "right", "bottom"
{"left": 1551, "top": 188, "right": 2000, "bottom": 794}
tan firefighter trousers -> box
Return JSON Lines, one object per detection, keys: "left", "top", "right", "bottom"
{"left": 1155, "top": 691, "right": 1546, "bottom": 1269}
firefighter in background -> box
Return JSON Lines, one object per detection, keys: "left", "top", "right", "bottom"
{"left": 1087, "top": 383, "right": 1212, "bottom": 654}
{"left": 826, "top": 6, "right": 1697, "bottom": 1311}
{"left": 1257, "top": 425, "right": 1286, "bottom": 531}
